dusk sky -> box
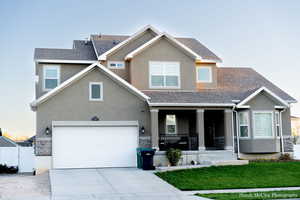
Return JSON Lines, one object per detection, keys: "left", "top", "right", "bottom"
{"left": 1, "top": 0, "right": 300, "bottom": 137}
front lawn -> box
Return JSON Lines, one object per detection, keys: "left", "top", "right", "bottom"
{"left": 155, "top": 162, "right": 300, "bottom": 190}
{"left": 198, "top": 190, "right": 300, "bottom": 200}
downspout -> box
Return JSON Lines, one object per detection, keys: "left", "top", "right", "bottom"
{"left": 279, "top": 108, "right": 286, "bottom": 154}
{"left": 232, "top": 105, "right": 240, "bottom": 159}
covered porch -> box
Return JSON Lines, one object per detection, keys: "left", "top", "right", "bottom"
{"left": 150, "top": 108, "right": 234, "bottom": 151}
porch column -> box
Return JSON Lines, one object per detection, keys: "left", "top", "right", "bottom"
{"left": 150, "top": 109, "right": 159, "bottom": 150}
{"left": 224, "top": 109, "right": 233, "bottom": 150}
{"left": 196, "top": 109, "right": 205, "bottom": 151}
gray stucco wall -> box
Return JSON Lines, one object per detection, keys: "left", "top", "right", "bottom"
{"left": 130, "top": 37, "right": 197, "bottom": 91}
{"left": 36, "top": 63, "right": 88, "bottom": 98}
{"left": 238, "top": 91, "right": 292, "bottom": 153}
{"left": 35, "top": 68, "right": 150, "bottom": 156}
{"left": 103, "top": 30, "right": 157, "bottom": 82}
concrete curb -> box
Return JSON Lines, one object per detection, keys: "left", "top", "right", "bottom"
{"left": 182, "top": 187, "right": 300, "bottom": 195}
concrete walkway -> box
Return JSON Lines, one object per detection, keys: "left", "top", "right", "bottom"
{"left": 183, "top": 187, "right": 300, "bottom": 195}
{"left": 50, "top": 168, "right": 199, "bottom": 200}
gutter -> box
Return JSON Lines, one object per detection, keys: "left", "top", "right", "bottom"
{"left": 279, "top": 108, "right": 286, "bottom": 154}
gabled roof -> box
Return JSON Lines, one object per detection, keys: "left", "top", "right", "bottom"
{"left": 236, "top": 87, "right": 289, "bottom": 108}
{"left": 30, "top": 63, "right": 150, "bottom": 110}
{"left": 98, "top": 25, "right": 160, "bottom": 61}
{"left": 125, "top": 32, "right": 215, "bottom": 62}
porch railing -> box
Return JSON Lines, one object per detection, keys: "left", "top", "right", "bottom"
{"left": 159, "top": 133, "right": 198, "bottom": 151}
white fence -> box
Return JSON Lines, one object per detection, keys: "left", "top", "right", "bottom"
{"left": 0, "top": 146, "right": 34, "bottom": 173}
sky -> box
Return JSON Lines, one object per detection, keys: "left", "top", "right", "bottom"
{"left": 0, "top": 0, "right": 300, "bottom": 138}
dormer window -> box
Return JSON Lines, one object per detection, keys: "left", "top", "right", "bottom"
{"left": 149, "top": 61, "right": 180, "bottom": 89}
{"left": 108, "top": 61, "right": 125, "bottom": 69}
{"left": 43, "top": 65, "right": 60, "bottom": 91}
{"left": 197, "top": 66, "right": 212, "bottom": 83}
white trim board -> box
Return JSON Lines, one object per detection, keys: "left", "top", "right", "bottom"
{"left": 125, "top": 32, "right": 217, "bottom": 63}
{"left": 98, "top": 25, "right": 160, "bottom": 61}
{"left": 237, "top": 87, "right": 289, "bottom": 108}
{"left": 35, "top": 59, "right": 96, "bottom": 64}
{"left": 147, "top": 102, "right": 235, "bottom": 107}
{"left": 30, "top": 62, "right": 150, "bottom": 110}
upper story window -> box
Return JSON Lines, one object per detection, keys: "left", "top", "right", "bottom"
{"left": 196, "top": 66, "right": 212, "bottom": 83}
{"left": 149, "top": 61, "right": 180, "bottom": 89}
{"left": 89, "top": 82, "right": 103, "bottom": 101}
{"left": 43, "top": 65, "right": 60, "bottom": 91}
{"left": 108, "top": 61, "right": 125, "bottom": 69}
{"left": 253, "top": 111, "right": 274, "bottom": 138}
{"left": 238, "top": 111, "right": 249, "bottom": 138}
{"left": 166, "top": 114, "right": 176, "bottom": 134}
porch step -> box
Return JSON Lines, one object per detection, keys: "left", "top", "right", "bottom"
{"left": 198, "top": 150, "right": 237, "bottom": 163}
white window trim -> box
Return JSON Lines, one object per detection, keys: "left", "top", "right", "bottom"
{"left": 238, "top": 111, "right": 250, "bottom": 139}
{"left": 107, "top": 61, "right": 125, "bottom": 69}
{"left": 165, "top": 114, "right": 177, "bottom": 134}
{"left": 275, "top": 111, "right": 281, "bottom": 138}
{"left": 252, "top": 111, "right": 275, "bottom": 139}
{"left": 149, "top": 61, "right": 181, "bottom": 89}
{"left": 89, "top": 82, "right": 103, "bottom": 101}
{"left": 43, "top": 65, "right": 60, "bottom": 91}
{"left": 196, "top": 66, "right": 212, "bottom": 83}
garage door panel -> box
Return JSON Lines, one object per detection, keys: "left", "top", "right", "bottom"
{"left": 52, "top": 125, "right": 138, "bottom": 169}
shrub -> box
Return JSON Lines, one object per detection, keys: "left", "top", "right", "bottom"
{"left": 279, "top": 153, "right": 293, "bottom": 161}
{"left": 166, "top": 148, "right": 182, "bottom": 166}
{"left": 0, "top": 164, "right": 18, "bottom": 174}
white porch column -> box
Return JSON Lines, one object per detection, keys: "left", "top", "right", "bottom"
{"left": 150, "top": 109, "right": 159, "bottom": 150}
{"left": 224, "top": 109, "right": 233, "bottom": 150}
{"left": 196, "top": 109, "right": 205, "bottom": 151}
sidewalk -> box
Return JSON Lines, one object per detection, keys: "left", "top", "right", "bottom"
{"left": 182, "top": 187, "right": 300, "bottom": 195}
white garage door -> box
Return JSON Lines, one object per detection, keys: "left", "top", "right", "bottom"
{"left": 52, "top": 121, "right": 139, "bottom": 169}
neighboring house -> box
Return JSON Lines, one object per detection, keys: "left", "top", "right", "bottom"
{"left": 17, "top": 136, "right": 35, "bottom": 147}
{"left": 291, "top": 116, "right": 300, "bottom": 144}
{"left": 31, "top": 25, "right": 297, "bottom": 172}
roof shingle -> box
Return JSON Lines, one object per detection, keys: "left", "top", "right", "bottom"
{"left": 145, "top": 67, "right": 296, "bottom": 104}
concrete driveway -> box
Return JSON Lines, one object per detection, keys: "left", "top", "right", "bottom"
{"left": 50, "top": 168, "right": 199, "bottom": 200}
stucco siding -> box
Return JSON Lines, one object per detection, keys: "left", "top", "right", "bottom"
{"left": 35, "top": 68, "right": 150, "bottom": 156}
{"left": 36, "top": 63, "right": 88, "bottom": 98}
{"left": 104, "top": 30, "right": 157, "bottom": 82}
{"left": 130, "top": 38, "right": 197, "bottom": 90}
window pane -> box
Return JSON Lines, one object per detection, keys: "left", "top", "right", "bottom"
{"left": 45, "top": 79, "right": 58, "bottom": 89}
{"left": 254, "top": 113, "right": 273, "bottom": 137}
{"left": 151, "top": 75, "right": 164, "bottom": 86}
{"left": 166, "top": 76, "right": 178, "bottom": 87}
{"left": 45, "top": 69, "right": 58, "bottom": 78}
{"left": 166, "top": 115, "right": 176, "bottom": 125}
{"left": 110, "top": 63, "right": 116, "bottom": 67}
{"left": 197, "top": 68, "right": 211, "bottom": 82}
{"left": 167, "top": 125, "right": 176, "bottom": 134}
{"left": 91, "top": 84, "right": 101, "bottom": 99}
{"left": 116, "top": 63, "right": 123, "bottom": 68}
{"left": 240, "top": 126, "right": 248, "bottom": 137}
{"left": 239, "top": 112, "right": 248, "bottom": 125}
{"left": 150, "top": 63, "right": 164, "bottom": 75}
{"left": 165, "top": 63, "right": 179, "bottom": 75}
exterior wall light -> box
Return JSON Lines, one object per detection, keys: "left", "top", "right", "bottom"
{"left": 45, "top": 127, "right": 51, "bottom": 136}
{"left": 140, "top": 126, "right": 145, "bottom": 134}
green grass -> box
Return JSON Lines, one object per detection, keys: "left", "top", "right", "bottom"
{"left": 155, "top": 162, "right": 300, "bottom": 190}
{"left": 198, "top": 190, "right": 300, "bottom": 200}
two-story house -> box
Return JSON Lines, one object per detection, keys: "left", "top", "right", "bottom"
{"left": 31, "top": 25, "right": 297, "bottom": 173}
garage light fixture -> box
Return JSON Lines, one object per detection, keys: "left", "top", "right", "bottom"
{"left": 45, "top": 127, "right": 51, "bottom": 136}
